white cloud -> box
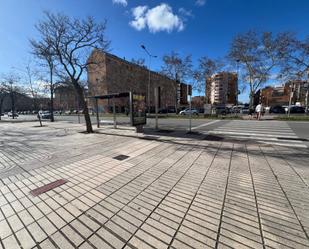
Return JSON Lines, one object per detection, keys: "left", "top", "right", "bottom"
{"left": 112, "top": 0, "right": 128, "bottom": 7}
{"left": 179, "top": 8, "right": 193, "bottom": 18}
{"left": 195, "top": 0, "right": 206, "bottom": 6}
{"left": 130, "top": 4, "right": 184, "bottom": 33}
{"left": 130, "top": 5, "right": 148, "bottom": 30}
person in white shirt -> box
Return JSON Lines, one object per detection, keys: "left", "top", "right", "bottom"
{"left": 255, "top": 104, "right": 262, "bottom": 120}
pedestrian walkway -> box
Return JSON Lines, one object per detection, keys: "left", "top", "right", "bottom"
{"left": 0, "top": 121, "right": 309, "bottom": 249}
{"left": 207, "top": 120, "right": 308, "bottom": 148}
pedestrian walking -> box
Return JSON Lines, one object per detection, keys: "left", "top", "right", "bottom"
{"left": 255, "top": 103, "right": 262, "bottom": 120}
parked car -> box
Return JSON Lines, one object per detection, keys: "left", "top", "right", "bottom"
{"left": 269, "top": 105, "right": 286, "bottom": 114}
{"left": 283, "top": 106, "right": 289, "bottom": 113}
{"left": 231, "top": 106, "right": 243, "bottom": 113}
{"left": 290, "top": 106, "right": 305, "bottom": 114}
{"left": 213, "top": 106, "right": 229, "bottom": 115}
{"left": 179, "top": 108, "right": 199, "bottom": 115}
{"left": 158, "top": 107, "right": 176, "bottom": 114}
{"left": 197, "top": 108, "right": 205, "bottom": 114}
{"left": 41, "top": 111, "right": 51, "bottom": 119}
{"left": 8, "top": 112, "right": 19, "bottom": 117}
{"left": 241, "top": 107, "right": 250, "bottom": 114}
{"left": 158, "top": 108, "right": 168, "bottom": 114}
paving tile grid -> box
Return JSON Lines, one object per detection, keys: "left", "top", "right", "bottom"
{"left": 0, "top": 121, "right": 309, "bottom": 249}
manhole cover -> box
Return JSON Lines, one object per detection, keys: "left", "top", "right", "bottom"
{"left": 30, "top": 179, "right": 68, "bottom": 196}
{"left": 113, "top": 155, "right": 130, "bottom": 161}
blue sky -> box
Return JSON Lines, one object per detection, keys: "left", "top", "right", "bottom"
{"left": 1, "top": 0, "right": 309, "bottom": 102}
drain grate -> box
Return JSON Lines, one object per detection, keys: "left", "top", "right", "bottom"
{"left": 113, "top": 155, "right": 130, "bottom": 161}
{"left": 30, "top": 179, "right": 68, "bottom": 197}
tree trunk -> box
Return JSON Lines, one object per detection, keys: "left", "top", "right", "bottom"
{"left": 50, "top": 68, "right": 55, "bottom": 122}
{"left": 11, "top": 90, "right": 15, "bottom": 119}
{"left": 174, "top": 84, "right": 178, "bottom": 114}
{"left": 76, "top": 85, "right": 93, "bottom": 133}
{"left": 249, "top": 80, "right": 254, "bottom": 109}
{"left": 0, "top": 98, "right": 3, "bottom": 121}
{"left": 249, "top": 91, "right": 254, "bottom": 109}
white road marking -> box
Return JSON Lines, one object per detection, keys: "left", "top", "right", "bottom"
{"left": 213, "top": 134, "right": 303, "bottom": 143}
{"left": 207, "top": 120, "right": 307, "bottom": 148}
{"left": 192, "top": 120, "right": 221, "bottom": 130}
{"left": 214, "top": 128, "right": 295, "bottom": 134}
{"left": 258, "top": 141, "right": 308, "bottom": 148}
{"left": 208, "top": 130, "right": 298, "bottom": 138}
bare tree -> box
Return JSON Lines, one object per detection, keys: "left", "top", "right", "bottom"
{"left": 193, "top": 56, "right": 222, "bottom": 96}
{"left": 276, "top": 33, "right": 309, "bottom": 79}
{"left": 229, "top": 31, "right": 279, "bottom": 107}
{"left": 131, "top": 58, "right": 146, "bottom": 67}
{"left": 0, "top": 83, "right": 9, "bottom": 120}
{"left": 30, "top": 33, "right": 56, "bottom": 122}
{"left": 1, "top": 73, "right": 20, "bottom": 119}
{"left": 161, "top": 51, "right": 192, "bottom": 110}
{"left": 31, "top": 12, "right": 110, "bottom": 132}
{"left": 22, "top": 61, "right": 44, "bottom": 126}
{"left": 276, "top": 33, "right": 309, "bottom": 113}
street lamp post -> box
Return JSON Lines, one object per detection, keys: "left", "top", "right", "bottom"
{"left": 306, "top": 68, "right": 309, "bottom": 114}
{"left": 236, "top": 59, "right": 240, "bottom": 108}
{"left": 305, "top": 83, "right": 309, "bottom": 114}
{"left": 141, "top": 45, "right": 157, "bottom": 115}
{"left": 288, "top": 82, "right": 295, "bottom": 118}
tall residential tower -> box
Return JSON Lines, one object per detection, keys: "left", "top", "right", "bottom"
{"left": 206, "top": 72, "right": 238, "bottom": 106}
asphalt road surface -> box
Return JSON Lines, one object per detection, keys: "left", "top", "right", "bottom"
{"left": 2, "top": 114, "right": 309, "bottom": 148}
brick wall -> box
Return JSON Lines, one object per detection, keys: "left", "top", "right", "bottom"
{"left": 87, "top": 50, "right": 187, "bottom": 112}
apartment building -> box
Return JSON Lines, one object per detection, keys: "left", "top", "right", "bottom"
{"left": 206, "top": 72, "right": 238, "bottom": 106}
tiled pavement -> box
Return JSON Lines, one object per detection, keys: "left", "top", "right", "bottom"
{"left": 0, "top": 122, "right": 309, "bottom": 249}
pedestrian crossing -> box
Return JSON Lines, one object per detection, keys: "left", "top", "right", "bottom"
{"left": 207, "top": 120, "right": 308, "bottom": 148}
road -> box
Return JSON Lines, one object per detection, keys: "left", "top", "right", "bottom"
{"left": 2, "top": 114, "right": 309, "bottom": 148}
{"left": 53, "top": 114, "right": 309, "bottom": 148}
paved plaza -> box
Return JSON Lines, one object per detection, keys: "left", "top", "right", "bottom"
{"left": 0, "top": 121, "right": 309, "bottom": 249}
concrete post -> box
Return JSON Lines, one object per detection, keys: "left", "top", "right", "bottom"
{"left": 113, "top": 97, "right": 117, "bottom": 129}
{"left": 95, "top": 98, "right": 100, "bottom": 128}
{"left": 154, "top": 87, "right": 159, "bottom": 130}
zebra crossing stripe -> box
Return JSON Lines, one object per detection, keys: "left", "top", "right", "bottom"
{"left": 208, "top": 120, "right": 307, "bottom": 148}
{"left": 216, "top": 135, "right": 304, "bottom": 143}
{"left": 208, "top": 131, "right": 298, "bottom": 138}
{"left": 258, "top": 141, "right": 307, "bottom": 148}
{"left": 214, "top": 128, "right": 295, "bottom": 134}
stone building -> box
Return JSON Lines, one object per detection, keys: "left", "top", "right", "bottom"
{"left": 1, "top": 92, "right": 49, "bottom": 112}
{"left": 191, "top": 96, "right": 205, "bottom": 109}
{"left": 87, "top": 50, "right": 188, "bottom": 112}
{"left": 54, "top": 85, "right": 79, "bottom": 111}
{"left": 206, "top": 72, "right": 238, "bottom": 106}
